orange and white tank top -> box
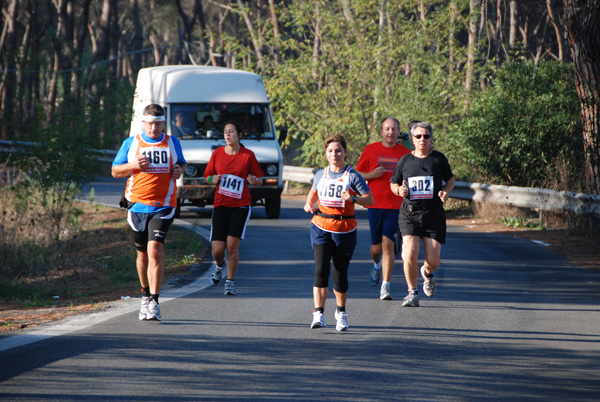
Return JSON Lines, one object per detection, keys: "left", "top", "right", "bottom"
{"left": 125, "top": 134, "right": 178, "bottom": 207}
{"left": 312, "top": 166, "right": 357, "bottom": 233}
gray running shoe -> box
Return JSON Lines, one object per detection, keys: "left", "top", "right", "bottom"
{"left": 402, "top": 292, "right": 420, "bottom": 307}
{"left": 211, "top": 264, "right": 224, "bottom": 285}
{"left": 139, "top": 297, "right": 149, "bottom": 320}
{"left": 311, "top": 311, "right": 326, "bottom": 328}
{"left": 380, "top": 283, "right": 393, "bottom": 300}
{"left": 369, "top": 264, "right": 381, "bottom": 286}
{"left": 224, "top": 279, "right": 236, "bottom": 295}
{"left": 146, "top": 298, "right": 162, "bottom": 321}
{"left": 421, "top": 266, "right": 435, "bottom": 297}
{"left": 335, "top": 310, "right": 348, "bottom": 332}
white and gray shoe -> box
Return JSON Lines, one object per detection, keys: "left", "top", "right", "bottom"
{"left": 334, "top": 310, "right": 348, "bottom": 332}
{"left": 421, "top": 266, "right": 435, "bottom": 297}
{"left": 311, "top": 311, "right": 326, "bottom": 328}
{"left": 139, "top": 297, "right": 149, "bottom": 320}
{"left": 146, "top": 298, "right": 161, "bottom": 321}
{"left": 224, "top": 279, "right": 236, "bottom": 295}
{"left": 211, "top": 263, "right": 224, "bottom": 285}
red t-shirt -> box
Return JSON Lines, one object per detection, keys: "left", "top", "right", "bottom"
{"left": 205, "top": 146, "right": 263, "bottom": 208}
{"left": 356, "top": 142, "right": 410, "bottom": 209}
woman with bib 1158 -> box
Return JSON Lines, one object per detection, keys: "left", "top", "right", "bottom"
{"left": 304, "top": 134, "right": 374, "bottom": 331}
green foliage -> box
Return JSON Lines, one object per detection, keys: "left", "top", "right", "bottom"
{"left": 501, "top": 216, "right": 544, "bottom": 230}
{"left": 0, "top": 280, "right": 53, "bottom": 306}
{"left": 264, "top": 0, "right": 472, "bottom": 167}
{"left": 447, "top": 60, "right": 583, "bottom": 189}
{"left": 164, "top": 230, "right": 204, "bottom": 266}
{"left": 11, "top": 99, "right": 101, "bottom": 245}
{"left": 100, "top": 251, "right": 138, "bottom": 285}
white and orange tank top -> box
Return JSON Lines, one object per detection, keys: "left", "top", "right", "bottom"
{"left": 312, "top": 166, "right": 357, "bottom": 233}
{"left": 125, "top": 134, "right": 178, "bottom": 207}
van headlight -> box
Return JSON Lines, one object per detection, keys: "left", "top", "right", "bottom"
{"left": 266, "top": 164, "right": 277, "bottom": 176}
{"left": 185, "top": 165, "right": 198, "bottom": 177}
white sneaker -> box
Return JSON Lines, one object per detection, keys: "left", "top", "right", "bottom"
{"left": 380, "top": 283, "right": 393, "bottom": 300}
{"left": 334, "top": 310, "right": 348, "bottom": 331}
{"left": 139, "top": 297, "right": 149, "bottom": 320}
{"left": 146, "top": 298, "right": 162, "bottom": 321}
{"left": 211, "top": 264, "right": 224, "bottom": 285}
{"left": 421, "top": 266, "right": 435, "bottom": 297}
{"left": 224, "top": 279, "right": 236, "bottom": 295}
{"left": 311, "top": 311, "right": 326, "bottom": 328}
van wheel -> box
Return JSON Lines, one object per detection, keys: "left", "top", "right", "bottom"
{"left": 265, "top": 197, "right": 281, "bottom": 219}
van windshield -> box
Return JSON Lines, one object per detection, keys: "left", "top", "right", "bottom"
{"left": 169, "top": 103, "right": 275, "bottom": 140}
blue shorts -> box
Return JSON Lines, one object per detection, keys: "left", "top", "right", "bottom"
{"left": 310, "top": 224, "right": 357, "bottom": 258}
{"left": 367, "top": 208, "right": 399, "bottom": 245}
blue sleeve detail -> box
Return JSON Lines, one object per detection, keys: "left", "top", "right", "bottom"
{"left": 349, "top": 169, "right": 370, "bottom": 195}
{"left": 112, "top": 137, "right": 134, "bottom": 166}
{"left": 171, "top": 136, "right": 187, "bottom": 165}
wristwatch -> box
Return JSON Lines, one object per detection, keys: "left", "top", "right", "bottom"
{"left": 351, "top": 195, "right": 357, "bottom": 203}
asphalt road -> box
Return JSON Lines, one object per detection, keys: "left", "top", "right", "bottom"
{"left": 0, "top": 177, "right": 599, "bottom": 401}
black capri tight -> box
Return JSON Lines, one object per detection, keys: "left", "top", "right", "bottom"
{"left": 313, "top": 243, "right": 351, "bottom": 293}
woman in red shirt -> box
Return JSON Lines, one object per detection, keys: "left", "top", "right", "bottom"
{"left": 204, "top": 120, "right": 264, "bottom": 295}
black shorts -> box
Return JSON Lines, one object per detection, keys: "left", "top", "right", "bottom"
{"left": 128, "top": 209, "right": 175, "bottom": 251}
{"left": 398, "top": 204, "right": 446, "bottom": 244}
{"left": 211, "top": 206, "right": 251, "bottom": 241}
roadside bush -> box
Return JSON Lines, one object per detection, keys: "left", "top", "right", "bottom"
{"left": 3, "top": 100, "right": 102, "bottom": 279}
{"left": 447, "top": 60, "right": 583, "bottom": 191}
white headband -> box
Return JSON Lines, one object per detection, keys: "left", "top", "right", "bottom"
{"left": 142, "top": 115, "right": 165, "bottom": 122}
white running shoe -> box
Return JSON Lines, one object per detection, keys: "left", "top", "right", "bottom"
{"left": 311, "top": 311, "right": 326, "bottom": 328}
{"left": 211, "top": 263, "right": 224, "bottom": 285}
{"left": 146, "top": 298, "right": 162, "bottom": 321}
{"left": 402, "top": 292, "right": 420, "bottom": 307}
{"left": 139, "top": 297, "right": 149, "bottom": 320}
{"left": 334, "top": 310, "right": 348, "bottom": 332}
{"left": 421, "top": 266, "right": 435, "bottom": 297}
{"left": 224, "top": 279, "right": 236, "bottom": 295}
{"left": 380, "top": 283, "right": 393, "bottom": 300}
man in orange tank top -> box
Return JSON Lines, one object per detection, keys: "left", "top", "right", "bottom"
{"left": 112, "top": 104, "right": 187, "bottom": 321}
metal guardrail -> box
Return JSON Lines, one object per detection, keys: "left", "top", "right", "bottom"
{"left": 452, "top": 181, "right": 600, "bottom": 218}
{"left": 3, "top": 141, "right": 600, "bottom": 218}
{"left": 280, "top": 166, "right": 600, "bottom": 218}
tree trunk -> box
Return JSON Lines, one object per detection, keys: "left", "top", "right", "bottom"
{"left": 312, "top": 2, "right": 322, "bottom": 88}
{"left": 465, "top": 0, "right": 480, "bottom": 92}
{"left": 509, "top": 0, "right": 518, "bottom": 51}
{"left": 562, "top": 0, "right": 600, "bottom": 195}
{"left": 236, "top": 0, "right": 265, "bottom": 74}
{"left": 546, "top": 0, "right": 564, "bottom": 61}
{"left": 0, "top": 0, "right": 18, "bottom": 139}
{"left": 268, "top": 0, "right": 282, "bottom": 66}
{"left": 130, "top": 0, "right": 143, "bottom": 78}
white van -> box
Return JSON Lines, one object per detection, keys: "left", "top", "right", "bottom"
{"left": 130, "top": 65, "right": 286, "bottom": 218}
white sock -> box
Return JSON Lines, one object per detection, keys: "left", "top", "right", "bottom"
{"left": 374, "top": 261, "right": 382, "bottom": 270}
{"left": 382, "top": 281, "right": 390, "bottom": 288}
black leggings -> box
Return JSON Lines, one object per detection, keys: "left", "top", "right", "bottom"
{"left": 313, "top": 243, "right": 351, "bottom": 293}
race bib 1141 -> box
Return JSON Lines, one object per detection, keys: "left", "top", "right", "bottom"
{"left": 219, "top": 174, "right": 245, "bottom": 199}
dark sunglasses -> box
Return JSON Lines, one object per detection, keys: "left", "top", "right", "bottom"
{"left": 414, "top": 134, "right": 431, "bottom": 140}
